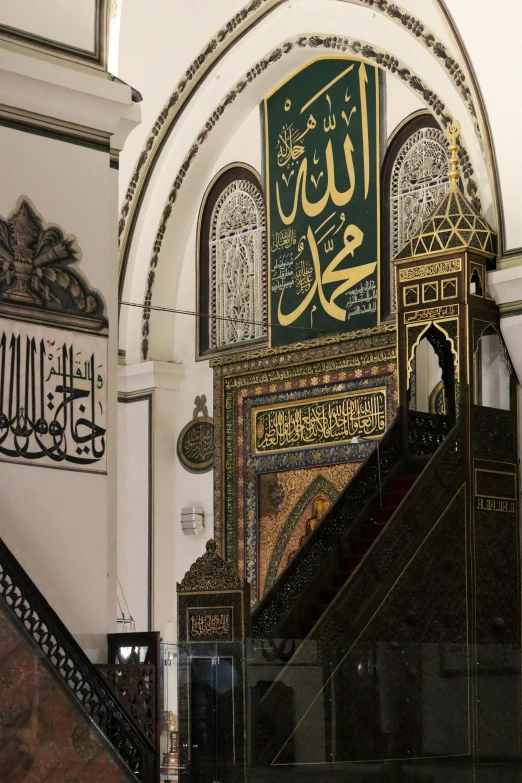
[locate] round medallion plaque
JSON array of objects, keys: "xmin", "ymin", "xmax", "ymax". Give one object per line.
[{"xmin": 177, "ymin": 416, "xmax": 214, "ymax": 473}]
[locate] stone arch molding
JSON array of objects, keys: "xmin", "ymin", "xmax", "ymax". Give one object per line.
[
  {"xmin": 132, "ymin": 33, "xmax": 485, "ymax": 361},
  {"xmin": 118, "ymin": 0, "xmax": 500, "ymax": 299}
]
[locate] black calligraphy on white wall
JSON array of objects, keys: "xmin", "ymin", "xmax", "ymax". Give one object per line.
[{"xmin": 0, "ymin": 319, "xmax": 107, "ymax": 471}]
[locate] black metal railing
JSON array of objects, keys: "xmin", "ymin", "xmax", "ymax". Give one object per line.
[
  {"xmin": 0, "ymin": 539, "xmax": 156, "ymax": 782},
  {"xmin": 251, "ymin": 417, "xmax": 467, "ymax": 767},
  {"xmin": 98, "ymin": 664, "xmax": 157, "ymax": 747},
  {"xmin": 252, "ymin": 413, "xmax": 404, "ymax": 638},
  {"xmin": 408, "ymin": 409, "xmax": 451, "ymax": 456},
  {"xmin": 311, "ymin": 416, "xmax": 466, "ymax": 650}
]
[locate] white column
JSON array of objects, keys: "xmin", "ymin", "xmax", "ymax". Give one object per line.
[
  {"xmin": 488, "ymin": 264, "xmax": 522, "ymax": 381},
  {"xmin": 118, "ymin": 360, "xmax": 184, "ymax": 635}
]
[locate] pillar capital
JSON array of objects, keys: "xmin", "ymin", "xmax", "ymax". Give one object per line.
[{"xmin": 118, "ymin": 360, "xmax": 184, "ymax": 395}]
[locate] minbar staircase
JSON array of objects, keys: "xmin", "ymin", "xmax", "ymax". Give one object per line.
[
  {"xmin": 0, "ymin": 539, "xmax": 156, "ymax": 783},
  {"xmin": 306, "ymin": 471, "xmax": 419, "ymax": 634},
  {"xmin": 250, "ymin": 409, "xmax": 466, "ymax": 769}
]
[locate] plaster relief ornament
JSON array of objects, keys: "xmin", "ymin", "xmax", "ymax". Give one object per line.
[
  {"xmin": 177, "ymin": 394, "xmax": 214, "ymax": 473},
  {"xmin": 0, "ymin": 199, "xmax": 108, "ymax": 471},
  {"xmin": 0, "ymin": 198, "xmax": 107, "ymax": 331}
]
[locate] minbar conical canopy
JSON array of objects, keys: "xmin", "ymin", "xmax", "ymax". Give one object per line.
[{"xmin": 394, "ymin": 120, "xmax": 497, "ymax": 262}]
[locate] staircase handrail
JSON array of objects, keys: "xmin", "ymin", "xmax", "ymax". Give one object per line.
[
  {"xmin": 251, "ymin": 413, "xmax": 466, "ymax": 767},
  {"xmin": 252, "ymin": 411, "xmax": 403, "ymax": 638},
  {"xmin": 0, "ymin": 537, "xmax": 156, "ymax": 782},
  {"xmin": 311, "ymin": 412, "xmax": 466, "ymax": 649}
]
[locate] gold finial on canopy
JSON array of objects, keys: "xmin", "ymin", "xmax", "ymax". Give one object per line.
[
  {"xmin": 446, "ymin": 120, "xmax": 461, "ymax": 192},
  {"xmin": 394, "ymin": 117, "xmax": 497, "ymax": 262}
]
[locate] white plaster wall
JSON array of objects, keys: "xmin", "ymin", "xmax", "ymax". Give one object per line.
[
  {"xmin": 117, "ymin": 397, "xmax": 151, "ymax": 631},
  {"xmin": 117, "ymin": 0, "xmax": 522, "ymax": 373},
  {"xmin": 0, "ymin": 125, "xmax": 118, "ymax": 661},
  {"xmin": 116, "ymin": 0, "xmax": 458, "ymax": 205},
  {"xmin": 385, "ymin": 73, "xmax": 425, "ymax": 140},
  {"xmin": 117, "ymin": 0, "xmax": 246, "ymax": 203},
  {"xmin": 445, "ymin": 0, "xmax": 522, "ymax": 251},
  {"xmin": 1, "ymin": 0, "xmax": 96, "ymax": 52}
]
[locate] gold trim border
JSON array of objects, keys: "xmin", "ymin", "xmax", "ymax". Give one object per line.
[
  {"xmin": 251, "ymin": 386, "xmax": 387, "ymax": 456},
  {"xmin": 441, "ymin": 277, "xmax": 458, "ymax": 300},
  {"xmin": 265, "ymin": 56, "xmax": 381, "ymax": 349}
]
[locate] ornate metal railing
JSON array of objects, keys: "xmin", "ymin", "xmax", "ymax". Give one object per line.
[
  {"xmin": 98, "ymin": 664, "xmax": 157, "ymax": 748},
  {"xmin": 0, "ymin": 538, "xmax": 156, "ymax": 782},
  {"xmin": 252, "ymin": 413, "xmax": 404, "ymax": 638},
  {"xmin": 408, "ymin": 410, "xmax": 451, "ymax": 456},
  {"xmin": 314, "ymin": 416, "xmax": 466, "ymax": 651},
  {"xmin": 251, "ymin": 417, "xmax": 467, "ymax": 766}
]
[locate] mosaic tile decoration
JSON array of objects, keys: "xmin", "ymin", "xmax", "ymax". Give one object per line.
[
  {"xmin": 258, "ymin": 465, "xmax": 360, "ymax": 597},
  {"xmin": 213, "ymin": 329, "xmax": 398, "ymax": 601}
]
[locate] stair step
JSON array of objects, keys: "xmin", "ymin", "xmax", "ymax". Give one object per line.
[
  {"xmin": 334, "ymin": 569, "xmax": 354, "ymax": 586},
  {"xmin": 356, "ymin": 539, "xmax": 376, "ymax": 556},
  {"xmin": 376, "ymin": 505, "xmax": 398, "ymax": 523},
  {"xmin": 321, "ymin": 586, "xmax": 341, "ymax": 600},
  {"xmin": 309, "ymin": 603, "xmax": 329, "ymax": 621},
  {"xmin": 392, "ymin": 474, "xmax": 417, "ymax": 490},
  {"xmin": 384, "ymin": 490, "xmax": 409, "ymax": 506},
  {"xmin": 361, "ymin": 522, "xmax": 386, "ymax": 539}
]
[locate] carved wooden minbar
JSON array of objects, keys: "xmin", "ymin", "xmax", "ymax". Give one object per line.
[{"xmin": 393, "ymin": 155, "xmax": 521, "ymax": 766}]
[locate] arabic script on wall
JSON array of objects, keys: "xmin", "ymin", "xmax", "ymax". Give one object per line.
[
  {"xmin": 265, "ymin": 57, "xmax": 380, "ymax": 347},
  {"xmin": 0, "ymin": 318, "xmax": 107, "ymax": 471},
  {"xmin": 188, "ymin": 609, "xmax": 232, "ymax": 640},
  {"xmin": 252, "ymin": 387, "xmax": 386, "ymax": 455}
]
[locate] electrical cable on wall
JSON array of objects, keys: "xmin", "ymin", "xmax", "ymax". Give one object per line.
[
  {"xmin": 120, "ymin": 301, "xmax": 326, "ymax": 336},
  {"xmin": 116, "ymin": 575, "xmax": 135, "ymax": 632}
]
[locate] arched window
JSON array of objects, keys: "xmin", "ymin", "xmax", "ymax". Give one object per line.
[
  {"xmin": 382, "ymin": 114, "xmax": 450, "ymax": 317},
  {"xmin": 475, "ymin": 327, "xmax": 510, "ymax": 411},
  {"xmin": 409, "ymin": 325, "xmax": 455, "ymax": 420},
  {"xmin": 197, "ymin": 166, "xmax": 267, "ymax": 358}
]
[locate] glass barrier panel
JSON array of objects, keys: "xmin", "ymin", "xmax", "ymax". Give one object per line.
[{"xmin": 169, "ymin": 639, "xmax": 521, "ymax": 783}]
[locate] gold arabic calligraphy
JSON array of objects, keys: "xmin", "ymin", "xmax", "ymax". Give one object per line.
[
  {"xmin": 190, "ymin": 612, "xmax": 230, "ymax": 638},
  {"xmin": 183, "ymin": 421, "xmax": 213, "ymax": 463},
  {"xmin": 269, "ymin": 60, "xmax": 378, "ymax": 336},
  {"xmin": 253, "ymin": 389, "xmax": 386, "ymax": 454}
]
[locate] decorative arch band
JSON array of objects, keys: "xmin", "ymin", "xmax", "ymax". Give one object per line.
[
  {"xmin": 118, "ymin": 0, "xmax": 498, "ymax": 303},
  {"xmin": 139, "ymin": 35, "xmax": 482, "ymax": 360}
]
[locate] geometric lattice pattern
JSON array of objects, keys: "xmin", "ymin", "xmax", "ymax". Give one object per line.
[
  {"xmin": 209, "ymin": 179, "xmax": 267, "ymax": 349},
  {"xmin": 395, "ymin": 188, "xmax": 497, "ymax": 261},
  {"xmin": 390, "ymin": 126, "xmax": 449, "ymax": 311}
]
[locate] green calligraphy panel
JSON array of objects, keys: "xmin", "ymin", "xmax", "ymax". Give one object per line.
[
  {"xmin": 252, "ymin": 388, "xmax": 386, "ymax": 455},
  {"xmin": 265, "ymin": 57, "xmax": 380, "ymax": 347}
]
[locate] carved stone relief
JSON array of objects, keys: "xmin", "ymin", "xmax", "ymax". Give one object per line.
[{"xmin": 0, "ymin": 198, "xmax": 106, "ymax": 331}]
